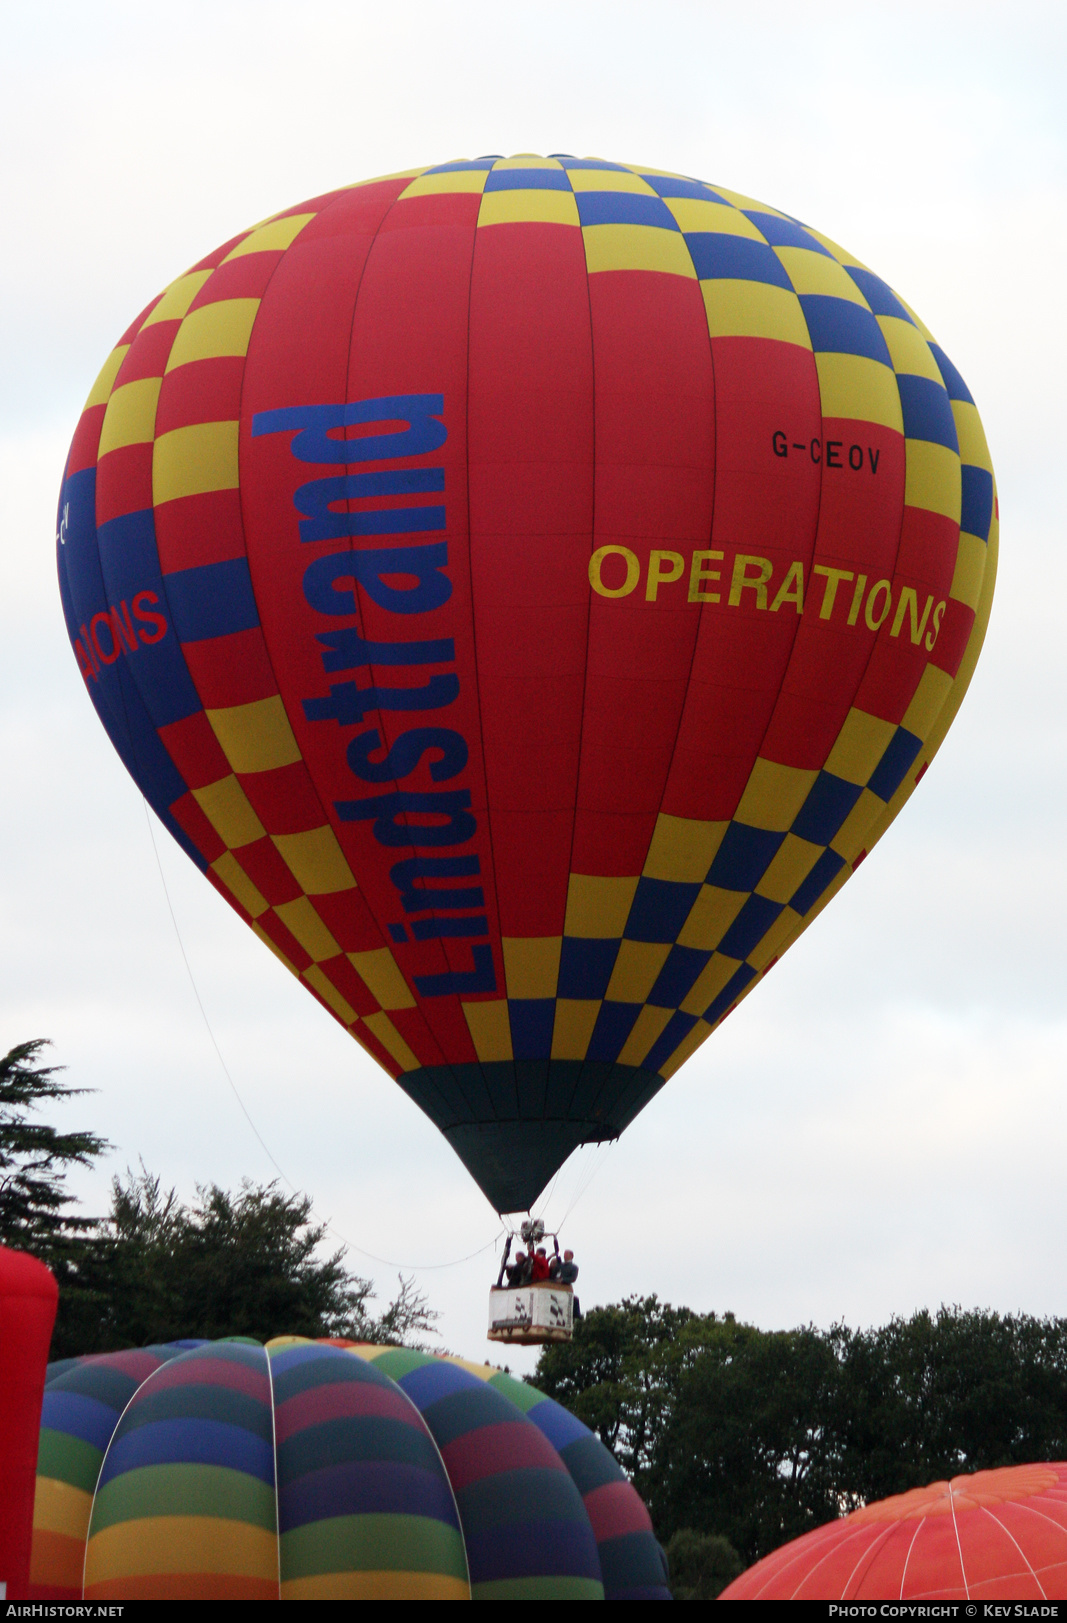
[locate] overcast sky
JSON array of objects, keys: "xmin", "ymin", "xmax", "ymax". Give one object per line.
[{"xmin": 2, "ymin": 0, "xmax": 1064, "ymax": 1371}]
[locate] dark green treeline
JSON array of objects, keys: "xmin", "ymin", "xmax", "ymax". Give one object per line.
[{"xmin": 533, "ymin": 1296, "xmax": 1067, "ymax": 1570}]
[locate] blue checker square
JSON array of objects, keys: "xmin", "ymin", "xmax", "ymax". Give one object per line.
[
  {"xmin": 799, "ymin": 295, "xmax": 893, "ymax": 364},
  {"xmin": 426, "ymin": 159, "xmax": 497, "ymax": 172},
  {"xmin": 792, "ymin": 772, "xmax": 862, "ymax": 846},
  {"xmin": 703, "ymin": 962, "xmax": 757, "ymax": 1025},
  {"xmin": 558, "ymin": 157, "xmax": 629, "ymax": 171},
  {"xmin": 648, "ymin": 945, "xmax": 712, "ymax": 1009},
  {"xmin": 684, "ymin": 233, "xmax": 792, "ymax": 288},
  {"xmin": 163, "ymin": 556, "xmax": 261, "ymax": 644},
  {"xmin": 643, "ymin": 1011, "xmax": 698, "ymax": 1075},
  {"xmin": 707, "ymin": 823, "xmax": 784, "ymax": 892},
  {"xmin": 575, "ymin": 192, "xmax": 679, "ymax": 230},
  {"xmin": 641, "ymin": 175, "xmax": 726, "ymax": 202},
  {"xmin": 484, "ymin": 167, "xmax": 571, "ymax": 192},
  {"xmin": 625, "ymin": 878, "xmax": 701, "ymax": 943},
  {"xmin": 718, "ymin": 894, "xmax": 783, "ymax": 961},
  {"xmin": 896, "ymin": 374, "xmax": 959, "ymax": 453},
  {"xmin": 929, "ymin": 344, "xmax": 975, "ymax": 405},
  {"xmin": 867, "ymin": 727, "xmax": 923, "ymax": 803},
  {"xmin": 844, "ymin": 267, "xmax": 912, "ymax": 321},
  {"xmin": 507, "ymin": 999, "xmax": 555, "ymax": 1061},
  {"xmin": 960, "ymin": 464, "xmax": 994, "ymax": 542},
  {"xmin": 557, "ymin": 938, "xmax": 620, "ymax": 1000},
  {"xmin": 790, "ymin": 849, "xmax": 846, "ymax": 917},
  {"xmin": 586, "ymin": 1001, "xmax": 641, "ymax": 1064},
  {"xmin": 743, "ymin": 211, "xmax": 831, "ymax": 254}
]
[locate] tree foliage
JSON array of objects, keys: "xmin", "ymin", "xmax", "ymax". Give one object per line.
[
  {"xmin": 52, "ymin": 1166, "xmax": 438, "ymax": 1359},
  {"xmin": 534, "ymin": 1297, "xmax": 1067, "ymax": 1568},
  {"xmin": 664, "ymin": 1529, "xmax": 743, "ymax": 1600},
  {"xmin": 0, "ymin": 1039, "xmax": 107, "ymax": 1255}
]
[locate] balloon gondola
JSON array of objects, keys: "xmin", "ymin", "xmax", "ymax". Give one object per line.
[
  {"xmin": 488, "ymin": 1217, "xmax": 578, "ymax": 1345},
  {"xmin": 57, "ymin": 153, "xmax": 997, "ymax": 1216}
]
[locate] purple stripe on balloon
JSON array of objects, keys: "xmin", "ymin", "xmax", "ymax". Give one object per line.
[{"xmin": 278, "ymin": 1459, "xmax": 459, "ymax": 1533}]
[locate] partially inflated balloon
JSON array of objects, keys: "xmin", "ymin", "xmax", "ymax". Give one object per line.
[{"xmin": 57, "ymin": 156, "xmax": 996, "ymax": 1212}]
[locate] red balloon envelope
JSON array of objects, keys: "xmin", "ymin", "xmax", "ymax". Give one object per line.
[
  {"xmin": 0, "ymin": 1246, "xmax": 58, "ymax": 1601},
  {"xmin": 56, "ymin": 156, "xmax": 997, "ymax": 1211},
  {"xmin": 721, "ymin": 1464, "xmax": 1067, "ymax": 1601}
]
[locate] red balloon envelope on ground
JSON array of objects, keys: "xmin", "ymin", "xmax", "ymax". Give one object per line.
[
  {"xmin": 721, "ymin": 1464, "xmax": 1067, "ymax": 1600},
  {"xmin": 0, "ymin": 1247, "xmax": 58, "ymax": 1601}
]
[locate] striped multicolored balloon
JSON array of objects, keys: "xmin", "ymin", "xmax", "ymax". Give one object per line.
[{"xmin": 29, "ymin": 1338, "xmax": 669, "ymax": 1600}]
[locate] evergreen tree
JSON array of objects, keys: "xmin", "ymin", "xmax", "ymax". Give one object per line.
[{"xmin": 0, "ymin": 1038, "xmax": 107, "ymax": 1257}]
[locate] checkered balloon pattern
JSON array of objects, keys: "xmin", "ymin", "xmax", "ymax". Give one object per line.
[{"xmin": 57, "ymin": 155, "xmax": 997, "ymax": 1212}]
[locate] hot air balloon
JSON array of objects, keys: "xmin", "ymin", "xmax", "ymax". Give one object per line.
[
  {"xmin": 30, "ymin": 1337, "xmax": 670, "ymax": 1600},
  {"xmin": 0, "ymin": 1247, "xmax": 57, "ymax": 1601},
  {"xmin": 720, "ymin": 1464, "xmax": 1067, "ymax": 1600},
  {"xmin": 56, "ymin": 154, "xmax": 997, "ymax": 1214}
]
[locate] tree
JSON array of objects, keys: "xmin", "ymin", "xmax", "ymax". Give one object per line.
[
  {"xmin": 665, "ymin": 1529, "xmax": 743, "ymax": 1600},
  {"xmin": 51, "ymin": 1165, "xmax": 438, "ymax": 1358},
  {"xmin": 0, "ymin": 1039, "xmax": 108, "ymax": 1255}
]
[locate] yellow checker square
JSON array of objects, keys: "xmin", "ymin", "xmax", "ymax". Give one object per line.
[
  {"xmin": 347, "ymin": 167, "xmax": 424, "ymax": 190},
  {"xmin": 494, "ymin": 155, "xmax": 562, "ymax": 169},
  {"xmin": 877, "ymin": 315, "xmax": 942, "ymax": 383},
  {"xmin": 463, "ymin": 999, "xmax": 513, "ymax": 1063},
  {"xmin": 400, "ymin": 170, "xmax": 490, "ymax": 197},
  {"xmin": 952, "ymin": 401, "xmax": 993, "ymax": 471},
  {"xmin": 362, "ymin": 1011, "xmax": 419, "ymax": 1071},
  {"xmin": 897, "ymin": 294, "xmax": 936, "ymax": 342},
  {"xmin": 677, "ymin": 885, "xmax": 747, "ymax": 951},
  {"xmin": 251, "ymin": 918, "xmax": 299, "ymax": 976},
  {"xmin": 618, "ymin": 1004, "xmax": 673, "ymax": 1067},
  {"xmin": 478, "ymin": 190, "xmax": 580, "ymax": 228},
  {"xmin": 709, "ymin": 184, "xmax": 785, "ymax": 215},
  {"xmin": 803, "ymin": 227, "xmax": 867, "ymax": 267},
  {"xmin": 223, "ymin": 212, "xmax": 315, "ymax": 259},
  {"xmin": 154, "ymin": 420, "xmax": 239, "ymax": 504},
  {"xmin": 98, "ymin": 378, "xmax": 162, "ymax": 456},
  {"xmin": 606, "ymin": 940, "xmax": 670, "ymax": 1004},
  {"xmin": 664, "ymin": 198, "xmax": 764, "ymax": 238},
  {"xmin": 349, "ymin": 947, "xmax": 414, "ymax": 1010},
  {"xmin": 815, "ymin": 353, "xmax": 903, "ymax": 432},
  {"xmin": 746, "ymin": 907, "xmax": 801, "ymax": 972},
  {"xmin": 776, "ymin": 247, "xmax": 867, "ymax": 304},
  {"xmin": 584, "ymin": 223, "xmax": 696, "ymax": 278},
  {"xmin": 949, "ymin": 531, "xmax": 987, "ymax": 610},
  {"xmin": 193, "ymin": 774, "xmax": 265, "ymax": 849},
  {"xmin": 564, "ymin": 874, "xmax": 638, "ymax": 938},
  {"xmin": 83, "ymin": 345, "xmax": 129, "ymax": 411},
  {"xmin": 680, "ymin": 951, "xmax": 743, "ymax": 1016},
  {"xmin": 755, "ymin": 834, "xmax": 823, "ymax": 904},
  {"xmin": 272, "ymin": 826, "xmax": 355, "ymax": 895},
  {"xmin": 166, "ymin": 298, "xmax": 260, "ymax": 371},
  {"xmin": 206, "ymin": 694, "xmax": 301, "ymax": 775},
  {"xmin": 643, "ymin": 815, "xmax": 726, "ymax": 883},
  {"xmin": 902, "ymin": 661, "xmax": 955, "ymax": 740},
  {"xmin": 551, "ymin": 999, "xmax": 601, "ymax": 1061},
  {"xmin": 736, "ymin": 759, "xmax": 818, "ymax": 832},
  {"xmin": 274, "ymin": 896, "xmax": 340, "ymax": 963},
  {"xmin": 567, "ymin": 168, "xmax": 657, "ymax": 194},
  {"xmin": 905, "ymin": 440, "xmax": 961, "ymax": 521},
  {"xmin": 701, "ymin": 280, "xmax": 811, "ymax": 348},
  {"xmin": 824, "ymin": 708, "xmax": 898, "ymax": 786},
  {"xmin": 830, "ymin": 786, "xmax": 884, "ymax": 862},
  {"xmin": 502, "ymin": 936, "xmax": 561, "ymax": 1000},
  {"xmin": 141, "ymin": 270, "xmax": 213, "ymax": 327},
  {"xmin": 211, "ymin": 851, "xmax": 268, "ymax": 919},
  {"xmin": 303, "ymin": 963, "xmax": 356, "ymax": 1025},
  {"xmin": 659, "ymin": 1018, "xmax": 713, "ymax": 1080}
]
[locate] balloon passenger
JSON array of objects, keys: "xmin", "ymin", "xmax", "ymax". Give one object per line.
[{"xmin": 530, "ymin": 1248, "xmax": 551, "ymax": 1283}]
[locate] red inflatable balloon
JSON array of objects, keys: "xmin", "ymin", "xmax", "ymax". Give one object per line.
[
  {"xmin": 57, "ymin": 156, "xmax": 996, "ymax": 1211},
  {"xmin": 0, "ymin": 1246, "xmax": 57, "ymax": 1600},
  {"xmin": 722, "ymin": 1464, "xmax": 1067, "ymax": 1601}
]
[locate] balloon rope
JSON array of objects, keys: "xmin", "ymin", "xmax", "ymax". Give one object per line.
[
  {"xmin": 556, "ymin": 1140, "xmax": 615, "ymax": 1230},
  {"xmin": 141, "ymin": 798, "xmax": 505, "ymax": 1273}
]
